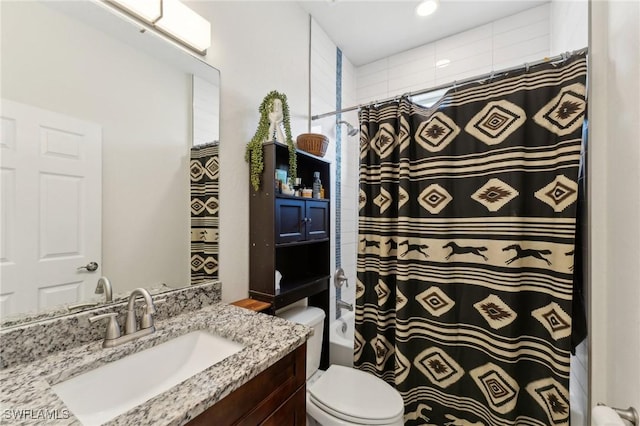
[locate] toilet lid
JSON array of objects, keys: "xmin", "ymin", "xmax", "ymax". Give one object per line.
[{"xmin": 308, "ymin": 365, "xmax": 404, "ymax": 424}]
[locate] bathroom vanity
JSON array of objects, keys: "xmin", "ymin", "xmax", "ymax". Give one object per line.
[
  {"xmin": 0, "ymin": 295, "xmax": 311, "ymax": 425},
  {"xmin": 188, "ymin": 343, "xmax": 306, "ymax": 425}
]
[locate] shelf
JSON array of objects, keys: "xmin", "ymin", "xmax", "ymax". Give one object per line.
[
  {"xmin": 275, "ymin": 238, "xmax": 329, "ymax": 248},
  {"xmin": 278, "ymin": 274, "xmax": 329, "ymax": 294},
  {"xmin": 230, "ymin": 298, "xmax": 272, "ymax": 313},
  {"xmin": 267, "ymin": 141, "xmax": 329, "ymax": 162},
  {"xmin": 276, "ymin": 275, "xmax": 329, "ymax": 308},
  {"xmin": 249, "ymin": 275, "xmax": 329, "ymax": 310},
  {"xmin": 275, "ymin": 194, "xmax": 329, "ymax": 202}
]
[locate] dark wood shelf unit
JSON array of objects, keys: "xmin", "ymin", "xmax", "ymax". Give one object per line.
[{"xmin": 249, "ymin": 141, "xmax": 331, "ymax": 370}]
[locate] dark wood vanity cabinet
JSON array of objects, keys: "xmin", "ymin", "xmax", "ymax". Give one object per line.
[
  {"xmin": 249, "ymin": 141, "xmax": 331, "ymax": 370},
  {"xmin": 188, "ymin": 343, "xmax": 306, "ymax": 426}
]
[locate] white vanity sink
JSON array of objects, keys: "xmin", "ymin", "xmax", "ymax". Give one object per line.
[{"xmin": 51, "ymin": 330, "xmax": 244, "ymax": 425}]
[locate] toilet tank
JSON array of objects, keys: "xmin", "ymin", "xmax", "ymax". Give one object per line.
[{"xmin": 280, "ymin": 306, "xmax": 325, "ymax": 379}]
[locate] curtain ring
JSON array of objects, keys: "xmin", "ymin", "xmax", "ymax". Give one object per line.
[{"xmin": 525, "ymin": 62, "xmax": 530, "ymax": 72}]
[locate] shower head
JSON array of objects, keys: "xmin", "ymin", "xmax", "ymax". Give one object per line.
[{"xmin": 337, "ymin": 120, "xmax": 359, "ymax": 137}]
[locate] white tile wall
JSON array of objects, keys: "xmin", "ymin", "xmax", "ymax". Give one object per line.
[
  {"xmin": 356, "ymin": 4, "xmax": 552, "ymax": 104},
  {"xmin": 340, "ymin": 53, "xmax": 359, "ymax": 311},
  {"xmin": 550, "ymin": 0, "xmax": 588, "ymax": 55},
  {"xmin": 311, "ymin": 18, "xmax": 361, "ymax": 321},
  {"xmin": 310, "ymin": 19, "xmax": 338, "ymax": 321}
]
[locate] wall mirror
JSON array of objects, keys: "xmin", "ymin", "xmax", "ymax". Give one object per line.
[{"xmin": 0, "ymin": 0, "xmax": 220, "ymax": 324}]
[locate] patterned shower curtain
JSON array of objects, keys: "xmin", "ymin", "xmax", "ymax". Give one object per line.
[
  {"xmin": 190, "ymin": 142, "xmax": 219, "ymax": 285},
  {"xmin": 355, "ymin": 54, "xmax": 587, "ymax": 426}
]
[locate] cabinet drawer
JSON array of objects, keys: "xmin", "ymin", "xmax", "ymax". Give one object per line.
[{"xmin": 188, "ymin": 343, "xmax": 306, "ymax": 426}]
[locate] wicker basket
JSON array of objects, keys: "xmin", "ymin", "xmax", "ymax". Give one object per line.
[{"xmin": 296, "ymin": 133, "xmax": 329, "ymax": 157}]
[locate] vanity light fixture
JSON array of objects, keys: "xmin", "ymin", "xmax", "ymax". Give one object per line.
[
  {"xmin": 416, "ymin": 0, "xmax": 439, "ymax": 17},
  {"xmin": 107, "ymin": 0, "xmax": 211, "ymax": 55},
  {"xmin": 155, "ymin": 0, "xmax": 211, "ymax": 53},
  {"xmin": 109, "ymin": 0, "xmax": 161, "ymax": 22},
  {"xmin": 436, "ymin": 58, "xmax": 451, "ymax": 68}
]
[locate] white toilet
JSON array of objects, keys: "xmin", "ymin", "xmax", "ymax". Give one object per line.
[{"xmin": 280, "ymin": 306, "xmax": 404, "ymax": 426}]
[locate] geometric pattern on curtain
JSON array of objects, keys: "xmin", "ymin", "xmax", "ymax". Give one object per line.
[
  {"xmin": 355, "ymin": 54, "xmax": 587, "ymax": 426},
  {"xmin": 190, "ymin": 142, "xmax": 219, "ymax": 284}
]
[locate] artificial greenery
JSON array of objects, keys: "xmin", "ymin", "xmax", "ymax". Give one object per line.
[{"xmin": 244, "ymin": 90, "xmax": 297, "ymax": 191}]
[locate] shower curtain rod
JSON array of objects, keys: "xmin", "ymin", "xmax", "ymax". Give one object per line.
[{"xmin": 311, "ymin": 47, "xmax": 588, "ymax": 121}]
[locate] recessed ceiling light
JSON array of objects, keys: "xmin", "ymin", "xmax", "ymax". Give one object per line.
[
  {"xmin": 416, "ymin": 0, "xmax": 439, "ymax": 17},
  {"xmin": 436, "ymin": 59, "xmax": 451, "ymax": 68}
]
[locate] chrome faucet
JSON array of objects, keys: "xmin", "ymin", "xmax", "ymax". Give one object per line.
[
  {"xmin": 95, "ymin": 276, "xmax": 113, "ymax": 302},
  {"xmin": 125, "ymin": 288, "xmax": 156, "ymax": 334},
  {"xmin": 336, "ymin": 299, "xmax": 353, "ymax": 312},
  {"xmin": 89, "ymin": 288, "xmax": 157, "ymax": 348}
]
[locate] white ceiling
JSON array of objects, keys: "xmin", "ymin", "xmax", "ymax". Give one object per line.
[{"xmin": 298, "ymin": 0, "xmax": 549, "ymax": 66}]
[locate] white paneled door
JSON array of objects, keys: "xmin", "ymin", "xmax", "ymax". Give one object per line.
[{"xmin": 0, "ymin": 99, "xmax": 101, "ymax": 318}]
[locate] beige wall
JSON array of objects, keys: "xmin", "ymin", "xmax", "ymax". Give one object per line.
[
  {"xmin": 187, "ymin": 1, "xmax": 311, "ymax": 303},
  {"xmin": 590, "ymin": 0, "xmax": 640, "ymax": 414}
]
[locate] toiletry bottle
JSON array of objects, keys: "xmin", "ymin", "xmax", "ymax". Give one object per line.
[{"xmin": 312, "ymin": 172, "xmax": 321, "ymax": 198}]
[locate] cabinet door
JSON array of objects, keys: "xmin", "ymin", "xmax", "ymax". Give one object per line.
[
  {"xmin": 305, "ymin": 200, "xmax": 329, "ymax": 241},
  {"xmin": 260, "ymin": 386, "xmax": 306, "ymax": 425},
  {"xmin": 275, "ymin": 198, "xmax": 305, "ymax": 243}
]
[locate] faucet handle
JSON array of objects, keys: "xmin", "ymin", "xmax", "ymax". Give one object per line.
[
  {"xmin": 334, "ymin": 268, "xmax": 349, "ymax": 288},
  {"xmin": 89, "ymin": 313, "xmax": 121, "ymax": 340}
]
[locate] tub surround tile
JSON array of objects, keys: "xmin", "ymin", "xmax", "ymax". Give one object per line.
[
  {"xmin": 0, "ymin": 281, "xmax": 222, "ymax": 369},
  {"xmin": 0, "ymin": 303, "xmax": 311, "ymax": 426}
]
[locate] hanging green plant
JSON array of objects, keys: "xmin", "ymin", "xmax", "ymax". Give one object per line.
[{"xmin": 244, "ymin": 90, "xmax": 297, "ymax": 191}]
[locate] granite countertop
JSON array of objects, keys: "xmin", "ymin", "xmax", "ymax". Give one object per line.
[{"xmin": 0, "ymin": 303, "xmax": 311, "ymax": 425}]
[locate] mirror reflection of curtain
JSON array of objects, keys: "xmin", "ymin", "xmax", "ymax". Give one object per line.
[
  {"xmin": 355, "ymin": 54, "xmax": 587, "ymax": 425},
  {"xmin": 190, "ymin": 142, "xmax": 220, "ymax": 284}
]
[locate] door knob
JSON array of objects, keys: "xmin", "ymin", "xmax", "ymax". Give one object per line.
[{"xmin": 77, "ymin": 261, "xmax": 99, "ymax": 272}]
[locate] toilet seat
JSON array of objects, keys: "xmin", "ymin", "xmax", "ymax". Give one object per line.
[{"xmin": 307, "ymin": 365, "xmax": 404, "ymax": 425}]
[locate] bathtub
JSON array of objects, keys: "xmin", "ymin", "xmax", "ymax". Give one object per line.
[{"xmin": 330, "ymin": 311, "xmax": 355, "ymax": 367}]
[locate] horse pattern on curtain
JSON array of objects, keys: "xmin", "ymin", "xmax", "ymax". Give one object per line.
[{"xmin": 355, "ymin": 54, "xmax": 587, "ymax": 426}]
